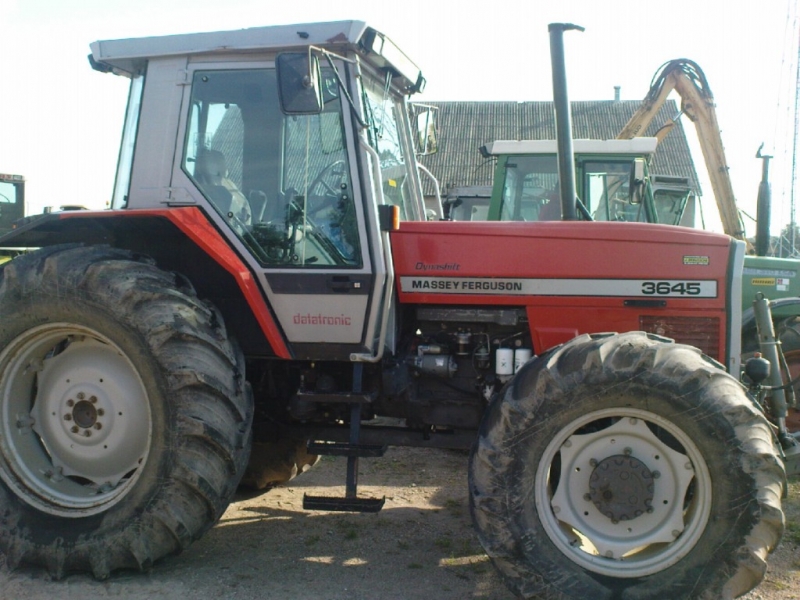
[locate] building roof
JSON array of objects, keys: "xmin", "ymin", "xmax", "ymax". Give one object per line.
[{"xmin": 416, "ymin": 99, "xmax": 700, "ymax": 197}]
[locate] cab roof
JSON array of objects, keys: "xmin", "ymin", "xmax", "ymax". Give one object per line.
[
  {"xmin": 89, "ymin": 20, "xmax": 425, "ymax": 93},
  {"xmin": 482, "ymin": 138, "xmax": 659, "ymax": 156}
]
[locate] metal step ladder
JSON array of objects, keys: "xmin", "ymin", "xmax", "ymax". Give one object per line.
[{"xmin": 302, "ymin": 363, "xmax": 386, "ymax": 513}]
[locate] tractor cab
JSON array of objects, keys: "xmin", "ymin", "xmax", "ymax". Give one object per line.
[
  {"xmin": 88, "ymin": 21, "xmax": 430, "ymax": 361},
  {"xmin": 0, "ymin": 173, "xmax": 25, "ymax": 236},
  {"xmin": 453, "ymin": 138, "xmax": 693, "ymax": 226}
]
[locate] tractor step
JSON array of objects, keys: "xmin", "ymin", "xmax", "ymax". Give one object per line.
[
  {"xmin": 308, "ymin": 441, "xmax": 387, "ymax": 457},
  {"xmin": 301, "ymin": 364, "xmax": 386, "ymax": 513},
  {"xmin": 303, "ymin": 494, "xmax": 386, "ymax": 513}
]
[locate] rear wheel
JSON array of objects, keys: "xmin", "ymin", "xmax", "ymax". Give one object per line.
[
  {"xmin": 0, "ymin": 245, "xmax": 252, "ymax": 578},
  {"xmin": 470, "ymin": 332, "xmax": 785, "ymax": 599}
]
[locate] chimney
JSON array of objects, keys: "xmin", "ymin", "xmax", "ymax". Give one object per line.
[{"xmin": 614, "ymin": 86, "xmax": 621, "ymax": 101}]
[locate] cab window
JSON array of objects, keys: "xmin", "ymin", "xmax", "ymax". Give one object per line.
[
  {"xmin": 498, "ymin": 155, "xmax": 559, "ymax": 221},
  {"xmin": 584, "ymin": 160, "xmax": 643, "ymax": 222},
  {"xmin": 182, "ymin": 68, "xmax": 362, "ymax": 268},
  {"xmin": 362, "ymin": 75, "xmax": 419, "ymax": 221}
]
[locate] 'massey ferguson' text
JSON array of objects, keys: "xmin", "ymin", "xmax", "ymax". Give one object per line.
[{"xmin": 411, "ymin": 279, "xmax": 523, "ymax": 291}]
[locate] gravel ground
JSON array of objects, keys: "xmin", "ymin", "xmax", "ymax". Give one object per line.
[{"xmin": 0, "ymin": 447, "xmax": 797, "ymax": 600}]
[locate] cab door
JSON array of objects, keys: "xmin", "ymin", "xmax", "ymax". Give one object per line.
[{"xmin": 171, "ymin": 60, "xmax": 386, "ymax": 360}]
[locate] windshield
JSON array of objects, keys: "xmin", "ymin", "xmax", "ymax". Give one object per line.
[
  {"xmin": 361, "ymin": 72, "xmax": 420, "ymax": 221},
  {"xmin": 0, "ymin": 181, "xmax": 17, "ymax": 205},
  {"xmin": 583, "ymin": 160, "xmax": 645, "ymax": 222},
  {"xmin": 652, "ymin": 187, "xmax": 690, "ymax": 225},
  {"xmin": 497, "ymin": 155, "xmax": 560, "ymax": 221},
  {"xmin": 0, "ymin": 179, "xmax": 24, "ymax": 234},
  {"xmin": 182, "ymin": 66, "xmax": 362, "ymax": 268}
]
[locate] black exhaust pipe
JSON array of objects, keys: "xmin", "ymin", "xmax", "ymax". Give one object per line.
[
  {"xmin": 548, "ymin": 23, "xmax": 584, "ymax": 221},
  {"xmin": 755, "ymin": 143, "xmax": 772, "ymax": 256}
]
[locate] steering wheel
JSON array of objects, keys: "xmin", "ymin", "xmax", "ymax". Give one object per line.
[{"xmin": 308, "ymin": 160, "xmax": 347, "ymax": 205}]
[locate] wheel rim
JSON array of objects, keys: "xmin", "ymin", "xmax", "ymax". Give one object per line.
[
  {"xmin": 780, "ymin": 349, "xmax": 800, "ymax": 431},
  {"xmin": 535, "ymin": 407, "xmax": 711, "ymax": 578},
  {"xmin": 0, "ymin": 323, "xmax": 152, "ymax": 516}
]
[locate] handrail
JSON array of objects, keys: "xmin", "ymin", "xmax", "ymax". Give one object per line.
[{"xmin": 350, "ymin": 139, "xmax": 395, "ymax": 363}]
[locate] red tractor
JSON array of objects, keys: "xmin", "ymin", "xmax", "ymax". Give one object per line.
[{"xmin": 0, "ymin": 21, "xmax": 786, "ymax": 599}]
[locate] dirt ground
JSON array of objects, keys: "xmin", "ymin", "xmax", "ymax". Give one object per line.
[{"xmin": 0, "ymin": 447, "xmax": 797, "ymax": 600}]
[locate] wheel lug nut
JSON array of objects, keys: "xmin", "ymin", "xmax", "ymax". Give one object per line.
[
  {"xmin": 589, "ymin": 459, "xmax": 598, "ymax": 467},
  {"xmin": 90, "ymin": 396, "xmax": 97, "ymax": 404},
  {"xmin": 624, "ymin": 447, "xmax": 633, "ymax": 456},
  {"xmin": 77, "ymin": 393, "xmax": 85, "ymax": 400},
  {"xmin": 94, "ymin": 423, "xmax": 102, "ymax": 430},
  {"xmin": 64, "ymin": 414, "xmax": 72, "ymax": 421},
  {"xmin": 97, "ymin": 409, "xmax": 105, "ymax": 416},
  {"xmin": 71, "ymin": 426, "xmax": 79, "ymax": 433},
  {"xmin": 66, "ymin": 399, "xmax": 74, "ymax": 407},
  {"xmin": 84, "ymin": 430, "xmax": 91, "ymax": 438}
]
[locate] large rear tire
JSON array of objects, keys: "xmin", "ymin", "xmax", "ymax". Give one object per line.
[
  {"xmin": 470, "ymin": 332, "xmax": 785, "ymax": 599},
  {"xmin": 0, "ymin": 245, "xmax": 252, "ymax": 578}
]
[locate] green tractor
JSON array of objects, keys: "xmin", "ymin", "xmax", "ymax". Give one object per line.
[{"xmin": 0, "ymin": 173, "xmax": 25, "ymax": 264}]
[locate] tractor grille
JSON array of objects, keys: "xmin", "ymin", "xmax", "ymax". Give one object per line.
[{"xmin": 639, "ymin": 316, "xmax": 721, "ymax": 360}]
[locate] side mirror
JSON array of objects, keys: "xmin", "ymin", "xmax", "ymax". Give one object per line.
[
  {"xmin": 414, "ymin": 105, "xmax": 438, "ymax": 155},
  {"xmin": 629, "ymin": 158, "xmax": 646, "ymax": 205},
  {"xmin": 276, "ymin": 53, "xmax": 323, "ymax": 114}
]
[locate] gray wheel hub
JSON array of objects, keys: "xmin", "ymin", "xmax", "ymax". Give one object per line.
[{"xmin": 589, "ymin": 455, "xmax": 655, "ymax": 522}]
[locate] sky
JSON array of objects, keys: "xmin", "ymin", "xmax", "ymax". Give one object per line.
[{"xmin": 0, "ymin": 0, "xmax": 797, "ymax": 236}]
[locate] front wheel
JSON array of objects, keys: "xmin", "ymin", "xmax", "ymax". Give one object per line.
[
  {"xmin": 470, "ymin": 332, "xmax": 785, "ymax": 599},
  {"xmin": 0, "ymin": 245, "xmax": 252, "ymax": 578}
]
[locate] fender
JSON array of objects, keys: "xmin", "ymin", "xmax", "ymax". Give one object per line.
[{"xmin": 0, "ymin": 207, "xmax": 291, "ymax": 359}]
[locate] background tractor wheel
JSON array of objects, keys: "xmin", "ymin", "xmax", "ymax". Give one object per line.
[
  {"xmin": 741, "ymin": 300, "xmax": 800, "ymax": 431},
  {"xmin": 0, "ymin": 245, "xmax": 252, "ymax": 579},
  {"xmin": 241, "ymin": 435, "xmax": 320, "ymax": 490},
  {"xmin": 470, "ymin": 331, "xmax": 785, "ymax": 600},
  {"xmin": 772, "ymin": 316, "xmax": 800, "ymax": 430}
]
